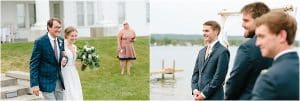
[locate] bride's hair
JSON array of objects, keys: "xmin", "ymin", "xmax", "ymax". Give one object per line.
[{"xmin": 64, "ymin": 26, "xmax": 78, "ymax": 39}]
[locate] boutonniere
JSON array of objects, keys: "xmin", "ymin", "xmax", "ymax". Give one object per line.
[
  {"xmin": 260, "ymin": 69, "xmax": 268, "ymax": 74},
  {"xmin": 208, "ymin": 47, "xmax": 213, "ymax": 54},
  {"xmin": 58, "ymin": 39, "xmax": 63, "ymax": 47},
  {"xmin": 207, "ymin": 47, "xmax": 213, "ymax": 57}
]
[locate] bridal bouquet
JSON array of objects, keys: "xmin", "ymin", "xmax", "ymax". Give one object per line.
[{"xmin": 77, "ymin": 44, "xmax": 100, "ymax": 71}]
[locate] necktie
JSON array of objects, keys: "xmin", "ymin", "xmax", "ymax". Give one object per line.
[
  {"xmin": 54, "ymin": 39, "xmax": 58, "ymax": 61},
  {"xmin": 205, "ymin": 45, "xmax": 211, "ymax": 60}
]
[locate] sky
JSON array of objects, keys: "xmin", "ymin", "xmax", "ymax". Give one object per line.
[{"xmin": 150, "ymin": 0, "xmax": 300, "ymax": 40}]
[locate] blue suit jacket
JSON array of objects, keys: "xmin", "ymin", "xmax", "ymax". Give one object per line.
[
  {"xmin": 191, "ymin": 41, "xmax": 230, "ymax": 100},
  {"xmin": 30, "ymin": 33, "xmax": 65, "ymax": 92},
  {"xmin": 252, "ymin": 52, "xmax": 299, "ymax": 100},
  {"xmin": 225, "ymin": 37, "xmax": 272, "ymax": 99}
]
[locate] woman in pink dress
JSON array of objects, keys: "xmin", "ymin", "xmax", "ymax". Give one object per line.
[{"xmin": 117, "ymin": 21, "xmax": 136, "ymax": 75}]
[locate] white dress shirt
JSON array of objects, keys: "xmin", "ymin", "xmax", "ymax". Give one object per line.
[{"xmin": 48, "ymin": 33, "xmax": 60, "ymax": 60}]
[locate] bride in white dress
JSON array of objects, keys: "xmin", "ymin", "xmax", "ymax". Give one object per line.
[{"xmin": 61, "ymin": 26, "xmax": 83, "ymax": 100}]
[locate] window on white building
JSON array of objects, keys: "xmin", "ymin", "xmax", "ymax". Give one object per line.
[
  {"xmin": 53, "ymin": 3, "xmax": 60, "ymax": 18},
  {"xmin": 87, "ymin": 2, "xmax": 94, "ymax": 25},
  {"xmin": 77, "ymin": 2, "xmax": 84, "ymax": 26},
  {"xmin": 29, "ymin": 4, "xmax": 36, "ymax": 27},
  {"xmin": 16, "ymin": 4, "xmax": 25, "ymax": 28},
  {"xmin": 77, "ymin": 1, "xmax": 95, "ymax": 26}
]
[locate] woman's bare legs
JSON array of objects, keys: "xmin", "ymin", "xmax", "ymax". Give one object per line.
[
  {"xmin": 120, "ymin": 60, "xmax": 126, "ymax": 75},
  {"xmin": 126, "ymin": 60, "xmax": 131, "ymax": 75}
]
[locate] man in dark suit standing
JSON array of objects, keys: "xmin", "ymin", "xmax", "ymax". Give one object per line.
[
  {"xmin": 225, "ymin": 2, "xmax": 273, "ymax": 100},
  {"xmin": 191, "ymin": 21, "xmax": 230, "ymax": 100},
  {"xmin": 30, "ymin": 18, "xmax": 67, "ymax": 100},
  {"xmin": 252, "ymin": 11, "xmax": 299, "ymax": 100}
]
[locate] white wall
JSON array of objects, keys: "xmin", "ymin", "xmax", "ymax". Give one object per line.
[
  {"xmin": 101, "ymin": 1, "xmax": 119, "ymax": 24},
  {"xmin": 126, "ymin": 0, "xmax": 149, "ymax": 36},
  {"xmin": 1, "ymin": 2, "xmax": 17, "ymax": 27},
  {"xmin": 63, "ymin": 1, "xmax": 77, "ymax": 27}
]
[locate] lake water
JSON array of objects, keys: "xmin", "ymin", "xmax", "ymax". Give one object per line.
[{"xmin": 150, "ymin": 45, "xmax": 247, "ymax": 100}]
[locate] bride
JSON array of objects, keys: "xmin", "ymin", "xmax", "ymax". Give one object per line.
[{"xmin": 61, "ymin": 26, "xmax": 83, "ymax": 100}]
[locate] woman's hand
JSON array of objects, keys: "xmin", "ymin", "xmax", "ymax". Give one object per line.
[
  {"xmin": 131, "ymin": 38, "xmax": 136, "ymax": 42},
  {"xmin": 117, "ymin": 46, "xmax": 121, "ymax": 51},
  {"xmin": 61, "ymin": 51, "xmax": 68, "ymax": 67},
  {"xmin": 61, "ymin": 56, "xmax": 68, "ymax": 67}
]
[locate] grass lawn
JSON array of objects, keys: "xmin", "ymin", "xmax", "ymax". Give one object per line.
[{"xmin": 1, "ymin": 36, "xmax": 150, "ymax": 100}]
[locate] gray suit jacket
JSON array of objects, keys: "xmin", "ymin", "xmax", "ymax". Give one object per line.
[
  {"xmin": 225, "ymin": 37, "xmax": 272, "ymax": 99},
  {"xmin": 252, "ymin": 52, "xmax": 299, "ymax": 100},
  {"xmin": 191, "ymin": 41, "xmax": 230, "ymax": 100}
]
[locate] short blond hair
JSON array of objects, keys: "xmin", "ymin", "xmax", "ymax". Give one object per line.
[
  {"xmin": 255, "ymin": 11, "xmax": 297, "ymax": 45},
  {"xmin": 203, "ymin": 20, "xmax": 221, "ymax": 35}
]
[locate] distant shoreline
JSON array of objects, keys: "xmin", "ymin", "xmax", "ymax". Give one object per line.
[{"xmin": 151, "ymin": 34, "xmax": 299, "ymax": 47}]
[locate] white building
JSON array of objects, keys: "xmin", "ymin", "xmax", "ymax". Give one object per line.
[{"xmin": 1, "ymin": 0, "xmax": 150, "ymax": 42}]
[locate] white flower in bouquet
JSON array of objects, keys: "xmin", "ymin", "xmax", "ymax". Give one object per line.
[
  {"xmin": 77, "ymin": 44, "xmax": 100, "ymax": 71},
  {"xmin": 91, "ymin": 47, "xmax": 95, "ymax": 51},
  {"xmin": 82, "ymin": 55, "xmax": 86, "ymax": 59},
  {"xmin": 88, "ymin": 54, "xmax": 92, "ymax": 60}
]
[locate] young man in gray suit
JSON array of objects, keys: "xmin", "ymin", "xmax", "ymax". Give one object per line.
[
  {"xmin": 225, "ymin": 2, "xmax": 273, "ymax": 100},
  {"xmin": 191, "ymin": 21, "xmax": 230, "ymax": 100},
  {"xmin": 252, "ymin": 11, "xmax": 299, "ymax": 100}
]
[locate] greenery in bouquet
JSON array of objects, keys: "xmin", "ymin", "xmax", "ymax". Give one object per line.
[{"xmin": 77, "ymin": 44, "xmax": 100, "ymax": 71}]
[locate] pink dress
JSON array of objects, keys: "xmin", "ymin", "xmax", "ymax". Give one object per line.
[{"xmin": 117, "ymin": 29, "xmax": 136, "ymax": 60}]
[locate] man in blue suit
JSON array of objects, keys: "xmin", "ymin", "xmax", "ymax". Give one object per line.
[
  {"xmin": 191, "ymin": 21, "xmax": 230, "ymax": 100},
  {"xmin": 225, "ymin": 2, "xmax": 273, "ymax": 100},
  {"xmin": 30, "ymin": 18, "xmax": 67, "ymax": 100},
  {"xmin": 252, "ymin": 11, "xmax": 299, "ymax": 100}
]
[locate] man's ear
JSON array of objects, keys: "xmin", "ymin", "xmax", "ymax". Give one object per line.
[
  {"xmin": 278, "ymin": 30, "xmax": 287, "ymax": 44},
  {"xmin": 214, "ymin": 30, "xmax": 219, "ymax": 36},
  {"xmin": 47, "ymin": 26, "xmax": 50, "ymax": 31}
]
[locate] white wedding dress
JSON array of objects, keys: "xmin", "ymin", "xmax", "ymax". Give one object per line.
[{"xmin": 61, "ymin": 43, "xmax": 83, "ymax": 100}]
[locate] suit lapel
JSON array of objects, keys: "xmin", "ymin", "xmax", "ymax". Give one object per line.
[
  {"xmin": 44, "ymin": 33, "xmax": 55, "ymax": 59},
  {"xmin": 199, "ymin": 46, "xmax": 207, "ymax": 73},
  {"xmin": 57, "ymin": 37, "xmax": 64, "ymax": 64},
  {"xmin": 202, "ymin": 42, "xmax": 220, "ymax": 72},
  {"xmin": 201, "ymin": 46, "xmax": 208, "ymax": 66},
  {"xmin": 45, "ymin": 33, "xmax": 60, "ymax": 64}
]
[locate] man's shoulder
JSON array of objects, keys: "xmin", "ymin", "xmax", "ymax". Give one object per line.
[
  {"xmin": 273, "ymin": 54, "xmax": 299, "ymax": 71},
  {"xmin": 266, "ymin": 57, "xmax": 294, "ymax": 76},
  {"xmin": 238, "ymin": 38, "xmax": 259, "ymax": 52},
  {"xmin": 199, "ymin": 46, "xmax": 206, "ymax": 52},
  {"xmin": 212, "ymin": 43, "xmax": 229, "ymax": 57},
  {"xmin": 216, "ymin": 42, "xmax": 229, "ymax": 52},
  {"xmin": 240, "ymin": 38, "xmax": 255, "ymax": 47},
  {"xmin": 263, "ymin": 58, "xmax": 299, "ymax": 91},
  {"xmin": 57, "ymin": 36, "xmax": 64, "ymax": 40},
  {"xmin": 35, "ymin": 33, "xmax": 48, "ymax": 42}
]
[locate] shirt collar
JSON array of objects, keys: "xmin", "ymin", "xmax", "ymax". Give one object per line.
[
  {"xmin": 48, "ymin": 32, "xmax": 57, "ymax": 41},
  {"xmin": 274, "ymin": 48, "xmax": 297, "ymax": 61}
]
